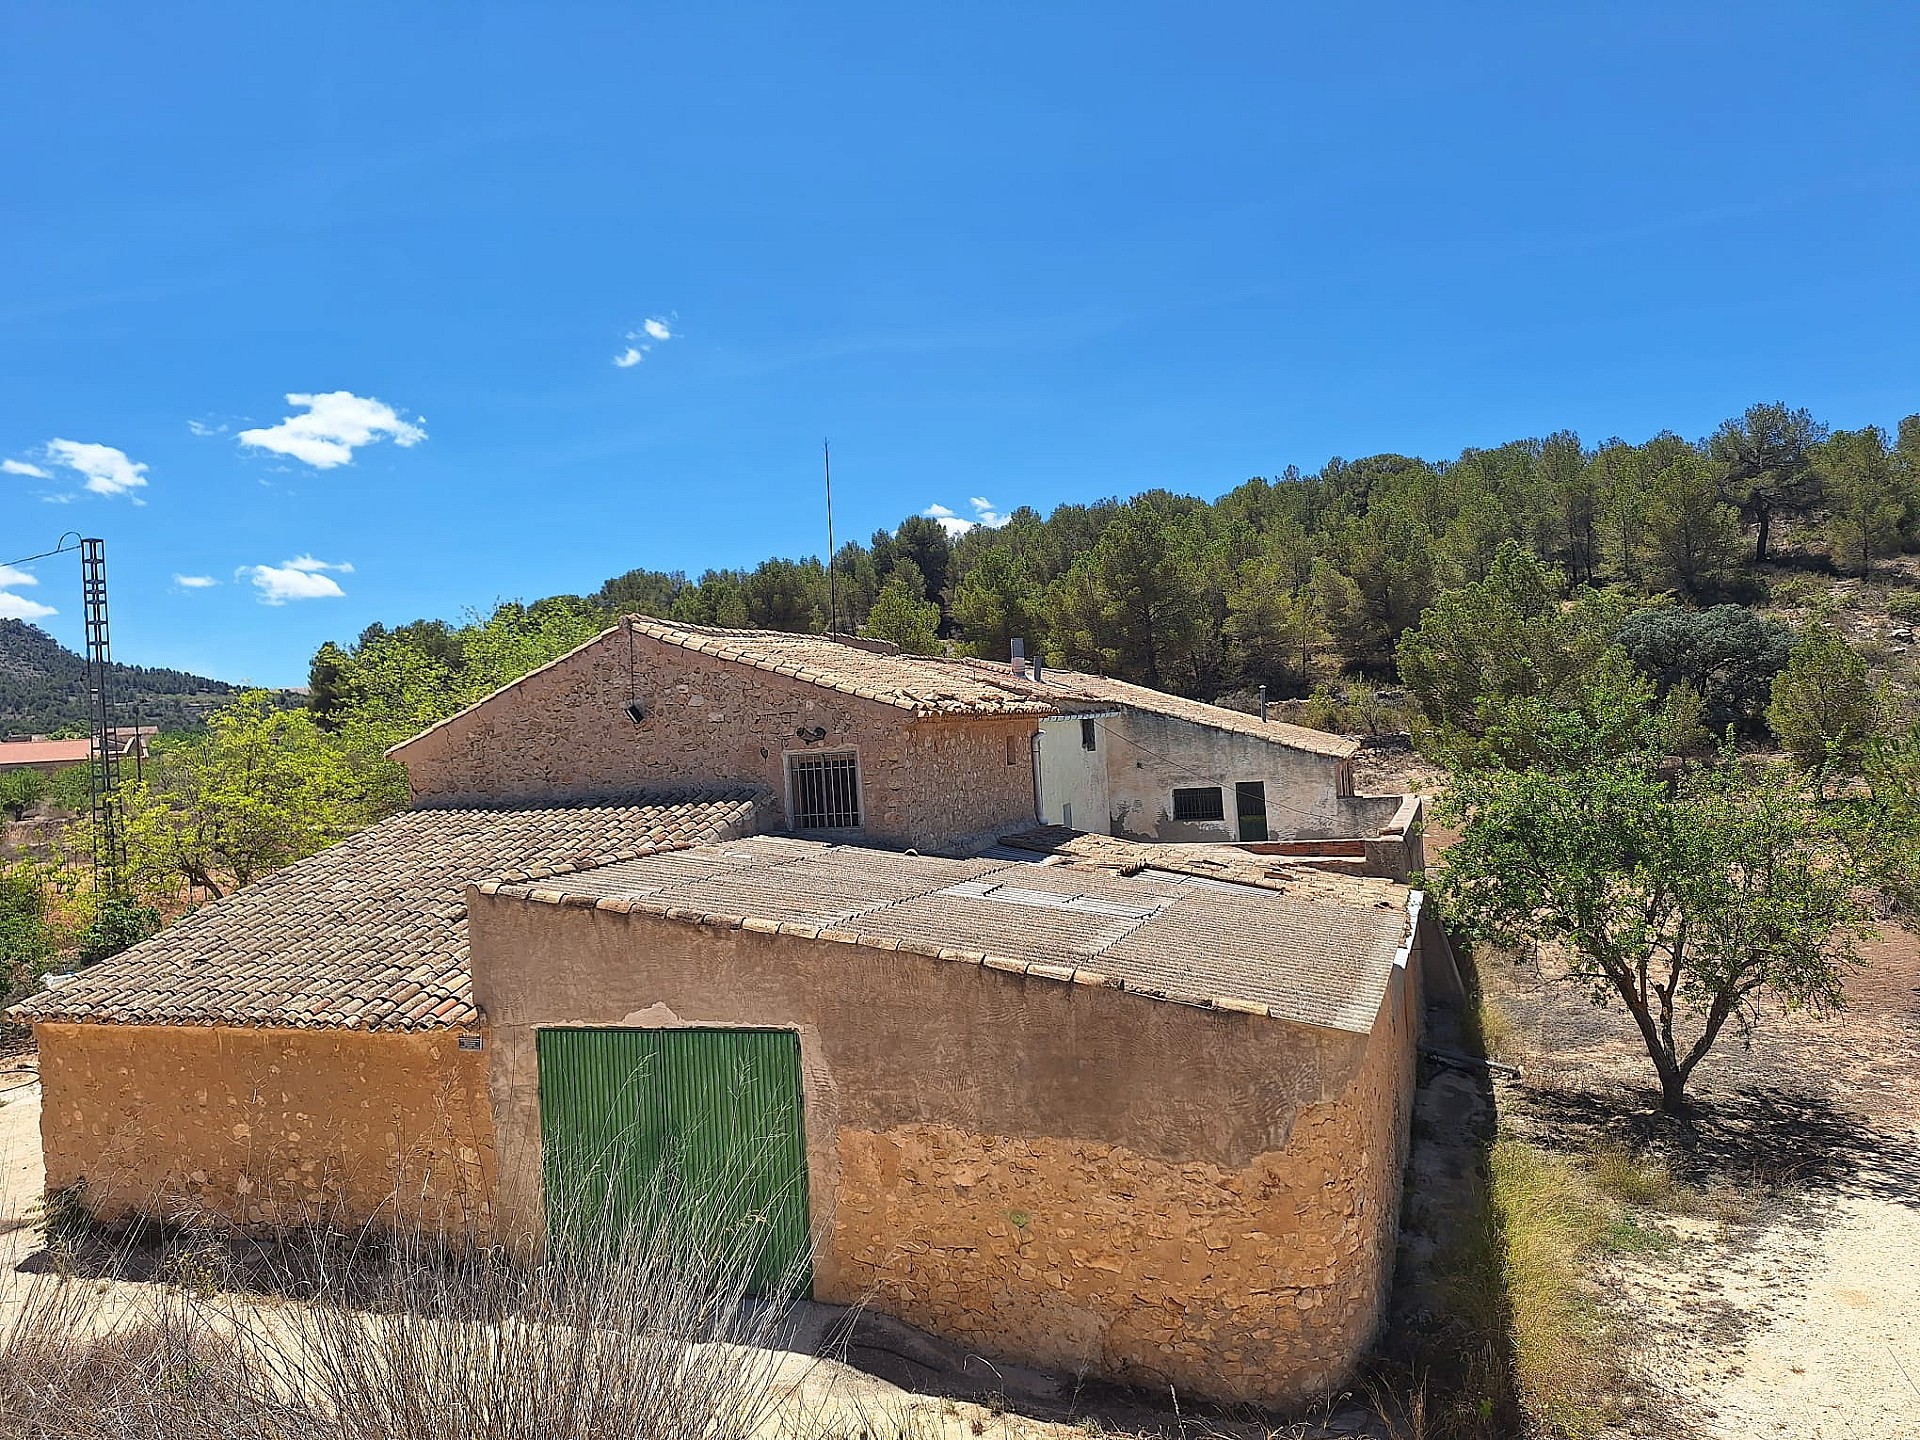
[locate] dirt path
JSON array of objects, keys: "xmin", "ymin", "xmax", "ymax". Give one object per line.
[{"xmin": 1486, "ymin": 924, "xmax": 1920, "ymax": 1438}]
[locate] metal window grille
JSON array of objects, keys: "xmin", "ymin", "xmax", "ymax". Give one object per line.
[
  {"xmin": 1080, "ymin": 717, "xmax": 1097, "ymax": 751},
  {"xmin": 788, "ymin": 750, "xmax": 862, "ymax": 829},
  {"xmin": 1171, "ymin": 786, "xmax": 1224, "ymax": 822}
]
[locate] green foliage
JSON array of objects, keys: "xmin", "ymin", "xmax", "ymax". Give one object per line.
[
  {"xmin": 0, "ymin": 767, "xmax": 48, "ymax": 820},
  {"xmin": 75, "ymin": 895, "xmax": 161, "ymax": 966},
  {"xmin": 1861, "ymin": 719, "xmax": 1920, "ymax": 910},
  {"xmin": 1767, "ymin": 623, "xmax": 1879, "ymax": 779},
  {"xmin": 44, "ymin": 764, "xmax": 92, "ymax": 813},
  {"xmin": 1887, "ymin": 590, "xmax": 1920, "ymax": 624},
  {"xmin": 121, "ymin": 692, "xmax": 379, "ymax": 900},
  {"xmin": 0, "ymin": 861, "xmax": 55, "ymax": 1000},
  {"xmin": 1816, "ymin": 426, "xmax": 1918, "ymax": 575},
  {"xmin": 1708, "ymin": 402, "xmax": 1827, "ymax": 563},
  {"xmin": 1048, "ymin": 498, "xmax": 1210, "ymax": 691},
  {"xmin": 1396, "ymin": 544, "xmax": 1641, "ymax": 768},
  {"xmin": 1639, "ymin": 450, "xmax": 1746, "ymax": 600},
  {"xmin": 1616, "ymin": 604, "xmax": 1792, "ymax": 739},
  {"xmin": 861, "ymin": 573, "xmax": 942, "ymax": 655},
  {"xmin": 0, "ymin": 618, "xmax": 238, "ymax": 735},
  {"xmin": 1438, "ymin": 750, "xmax": 1874, "ymax": 1111}
]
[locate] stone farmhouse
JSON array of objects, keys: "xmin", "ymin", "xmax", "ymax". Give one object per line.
[{"xmin": 13, "ymin": 619, "xmax": 1454, "ymax": 1408}]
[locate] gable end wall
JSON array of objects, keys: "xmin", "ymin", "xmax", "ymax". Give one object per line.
[{"xmin": 394, "ymin": 629, "xmax": 1038, "ymax": 851}]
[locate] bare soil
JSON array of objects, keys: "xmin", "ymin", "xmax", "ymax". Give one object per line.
[{"xmin": 1483, "ymin": 926, "xmax": 1920, "ymax": 1438}]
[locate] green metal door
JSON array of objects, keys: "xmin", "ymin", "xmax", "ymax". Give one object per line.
[{"xmin": 537, "ymin": 1027, "xmax": 812, "ymax": 1295}]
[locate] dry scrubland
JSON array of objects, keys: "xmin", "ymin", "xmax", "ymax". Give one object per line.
[{"xmin": 1465, "ymin": 926, "xmax": 1920, "ymax": 1439}]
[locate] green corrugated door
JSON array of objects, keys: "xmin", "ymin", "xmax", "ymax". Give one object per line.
[{"xmin": 536, "ymin": 1027, "xmax": 812, "ymax": 1295}]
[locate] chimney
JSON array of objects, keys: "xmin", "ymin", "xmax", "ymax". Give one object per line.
[
  {"xmin": 1010, "ymin": 637, "xmax": 1026, "ymax": 676},
  {"xmin": 1259, "ymin": 684, "xmax": 1268, "ymax": 722}
]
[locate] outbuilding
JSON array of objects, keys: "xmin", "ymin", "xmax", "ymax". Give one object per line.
[
  {"xmin": 11, "ymin": 790, "xmax": 764, "ymax": 1236},
  {"xmin": 467, "ymin": 832, "xmax": 1443, "ymax": 1407}
]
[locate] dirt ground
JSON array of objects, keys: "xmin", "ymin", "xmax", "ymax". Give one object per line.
[{"xmin": 1484, "ymin": 926, "xmax": 1920, "ymax": 1439}]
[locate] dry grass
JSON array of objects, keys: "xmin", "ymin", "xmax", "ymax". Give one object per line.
[
  {"xmin": 1588, "ymin": 1145, "xmax": 1676, "ymax": 1210},
  {"xmin": 0, "ymin": 1183, "xmax": 826, "ymax": 1440},
  {"xmin": 1487, "ymin": 1139, "xmax": 1620, "ymax": 1438}
]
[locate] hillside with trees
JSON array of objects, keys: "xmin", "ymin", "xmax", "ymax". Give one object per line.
[
  {"xmin": 0, "ymin": 620, "xmax": 238, "ymax": 735},
  {"xmin": 553, "ymin": 403, "xmax": 1920, "ymax": 706}
]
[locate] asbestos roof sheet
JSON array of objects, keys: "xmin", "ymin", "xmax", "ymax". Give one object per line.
[
  {"xmin": 484, "ymin": 834, "xmax": 1411, "ymax": 1035},
  {"xmin": 10, "ymin": 791, "xmax": 763, "ymax": 1032}
]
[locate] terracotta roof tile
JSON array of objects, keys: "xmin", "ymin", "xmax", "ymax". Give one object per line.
[
  {"xmin": 9, "ymin": 790, "xmax": 764, "ymax": 1032},
  {"xmin": 940, "ymin": 658, "xmax": 1361, "ymax": 759}
]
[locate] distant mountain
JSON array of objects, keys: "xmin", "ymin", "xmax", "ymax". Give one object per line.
[{"xmin": 0, "ymin": 620, "xmax": 240, "ymax": 736}]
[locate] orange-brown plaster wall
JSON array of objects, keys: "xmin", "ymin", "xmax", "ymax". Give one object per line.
[
  {"xmin": 469, "ymin": 893, "xmax": 1420, "ymax": 1406},
  {"xmin": 35, "ymin": 1023, "xmax": 496, "ymax": 1237},
  {"xmin": 394, "ymin": 628, "xmax": 1037, "ymax": 853}
]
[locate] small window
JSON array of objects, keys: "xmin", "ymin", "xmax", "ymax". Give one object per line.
[
  {"xmin": 1171, "ymin": 786, "xmax": 1225, "ymax": 823},
  {"xmin": 788, "ymin": 750, "xmax": 862, "ymax": 829},
  {"xmin": 1007, "ymin": 734, "xmax": 1018, "ymax": 766},
  {"xmin": 1080, "ymin": 717, "xmax": 1097, "ymax": 752}
]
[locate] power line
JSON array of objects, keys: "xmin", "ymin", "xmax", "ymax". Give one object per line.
[{"xmin": 1, "ymin": 532, "xmax": 84, "ymax": 569}]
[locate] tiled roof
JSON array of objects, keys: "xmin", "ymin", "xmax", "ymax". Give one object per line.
[
  {"xmin": 943, "ymin": 659, "xmax": 1361, "ymax": 759},
  {"xmin": 623, "ymin": 619, "xmax": 1055, "ymax": 716},
  {"xmin": 10, "ymin": 791, "xmax": 764, "ymax": 1032},
  {"xmin": 384, "ymin": 620, "xmax": 1052, "ymax": 760},
  {"xmin": 480, "ymin": 833, "xmax": 1411, "ymax": 1035}
]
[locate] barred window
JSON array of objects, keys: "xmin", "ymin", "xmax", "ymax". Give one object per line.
[
  {"xmin": 1171, "ymin": 786, "xmax": 1224, "ymax": 822},
  {"xmin": 788, "ymin": 750, "xmax": 862, "ymax": 830}
]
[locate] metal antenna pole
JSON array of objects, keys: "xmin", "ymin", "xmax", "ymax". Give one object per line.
[
  {"xmin": 824, "ymin": 438, "xmax": 838, "ymax": 635},
  {"xmin": 80, "ymin": 537, "xmax": 125, "ymax": 893}
]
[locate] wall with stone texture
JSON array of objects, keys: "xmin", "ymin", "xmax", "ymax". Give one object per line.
[
  {"xmin": 393, "ymin": 626, "xmax": 1038, "ymax": 854},
  {"xmin": 469, "ymin": 888, "xmax": 1421, "ymax": 1407},
  {"xmin": 35, "ymin": 1023, "xmax": 496, "ymax": 1237}
]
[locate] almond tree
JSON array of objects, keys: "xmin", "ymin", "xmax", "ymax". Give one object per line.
[{"xmin": 1438, "ymin": 747, "xmax": 1873, "ymax": 1113}]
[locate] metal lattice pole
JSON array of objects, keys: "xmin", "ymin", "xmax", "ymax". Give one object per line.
[{"xmin": 81, "ymin": 537, "xmax": 125, "ymax": 893}]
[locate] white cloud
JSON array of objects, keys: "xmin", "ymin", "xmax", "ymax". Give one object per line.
[
  {"xmin": 45, "ymin": 439, "xmax": 149, "ymax": 497},
  {"xmin": 0, "ymin": 565, "xmax": 37, "ymax": 589},
  {"xmin": 173, "ymin": 574, "xmax": 218, "ymax": 589},
  {"xmin": 921, "ymin": 496, "xmax": 1012, "ymax": 537},
  {"xmin": 240, "ymin": 556, "xmax": 351, "ymax": 604},
  {"xmin": 613, "ymin": 315, "xmax": 676, "ymax": 368},
  {"xmin": 969, "ymin": 496, "xmax": 1010, "ymax": 529},
  {"xmin": 2, "ymin": 458, "xmax": 51, "ymax": 478},
  {"xmin": 0, "ymin": 591, "xmax": 56, "ymax": 620},
  {"xmin": 186, "ymin": 419, "xmax": 229, "ymax": 437},
  {"xmin": 237, "ymin": 391, "xmax": 426, "ymax": 469},
  {"xmin": 283, "ymin": 555, "xmax": 353, "ymax": 574}
]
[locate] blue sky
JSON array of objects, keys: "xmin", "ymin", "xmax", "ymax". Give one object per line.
[{"xmin": 3, "ymin": 3, "xmax": 1917, "ymax": 687}]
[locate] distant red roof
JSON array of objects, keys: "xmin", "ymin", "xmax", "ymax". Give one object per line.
[{"xmin": 0, "ymin": 729, "xmax": 155, "ymax": 769}]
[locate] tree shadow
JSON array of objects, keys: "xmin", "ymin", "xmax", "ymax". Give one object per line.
[{"xmin": 1507, "ymin": 1081, "xmax": 1919, "ymax": 1209}]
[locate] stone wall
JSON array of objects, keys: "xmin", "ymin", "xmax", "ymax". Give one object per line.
[
  {"xmin": 468, "ymin": 888, "xmax": 1421, "ymax": 1406},
  {"xmin": 35, "ymin": 1023, "xmax": 497, "ymax": 1237},
  {"xmin": 392, "ymin": 626, "xmax": 1038, "ymax": 853}
]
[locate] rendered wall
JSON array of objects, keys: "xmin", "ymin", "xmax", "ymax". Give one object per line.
[
  {"xmin": 393, "ymin": 628, "xmax": 1038, "ymax": 854},
  {"xmin": 1035, "ymin": 714, "xmax": 1111, "ymax": 831},
  {"xmin": 34, "ymin": 1023, "xmax": 496, "ymax": 1237},
  {"xmin": 469, "ymin": 890, "xmax": 1420, "ymax": 1407},
  {"xmin": 1102, "ymin": 708, "xmax": 1394, "ymax": 843}
]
